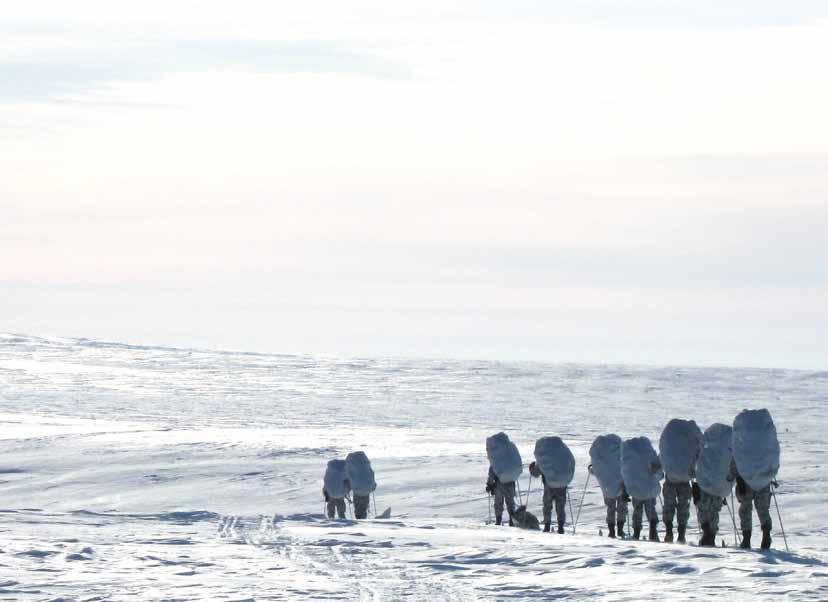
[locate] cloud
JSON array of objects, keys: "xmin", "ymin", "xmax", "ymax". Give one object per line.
[{"xmin": 0, "ymin": 38, "xmax": 410, "ymax": 103}]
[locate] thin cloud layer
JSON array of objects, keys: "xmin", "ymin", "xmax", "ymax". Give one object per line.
[{"xmin": 0, "ymin": 38, "xmax": 410, "ymax": 103}]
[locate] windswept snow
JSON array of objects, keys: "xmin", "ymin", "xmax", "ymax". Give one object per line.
[{"xmin": 1, "ymin": 333, "xmax": 827, "ymax": 600}]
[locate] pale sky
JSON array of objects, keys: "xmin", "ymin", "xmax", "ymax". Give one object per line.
[{"xmin": 2, "ymin": 1, "xmax": 827, "ymax": 369}]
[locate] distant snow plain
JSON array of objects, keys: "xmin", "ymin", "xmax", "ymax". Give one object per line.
[{"xmin": 1, "ymin": 333, "xmax": 827, "ymax": 600}]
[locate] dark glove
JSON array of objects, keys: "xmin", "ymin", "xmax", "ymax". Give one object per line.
[
  {"xmin": 485, "ymin": 481, "xmax": 495, "ymax": 495},
  {"xmin": 735, "ymin": 476, "xmax": 747, "ymax": 496},
  {"xmin": 691, "ymin": 481, "xmax": 700, "ymax": 505},
  {"xmin": 323, "ymin": 488, "xmax": 330, "ymax": 502},
  {"xmin": 529, "ymin": 461, "xmax": 536, "ymax": 472},
  {"xmin": 771, "ymin": 479, "xmax": 779, "ymax": 488}
]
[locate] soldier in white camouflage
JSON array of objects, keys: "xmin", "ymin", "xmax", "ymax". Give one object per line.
[
  {"xmin": 662, "ymin": 479, "xmax": 693, "ymax": 543},
  {"xmin": 631, "ymin": 497, "xmax": 659, "ymax": 541},
  {"xmin": 486, "ymin": 466, "xmax": 516, "ymax": 526},
  {"xmin": 529, "ymin": 461, "xmax": 567, "ymax": 533},
  {"xmin": 605, "ymin": 483, "xmax": 630, "ymax": 538},
  {"xmin": 735, "ymin": 474, "xmax": 773, "ymax": 549},
  {"xmin": 693, "ymin": 481, "xmax": 726, "ymax": 546},
  {"xmin": 588, "ymin": 463, "xmax": 629, "ymax": 538}
]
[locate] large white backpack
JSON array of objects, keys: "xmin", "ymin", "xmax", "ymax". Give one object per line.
[
  {"xmin": 621, "ymin": 436, "xmax": 663, "ymax": 499},
  {"xmin": 659, "ymin": 418, "xmax": 703, "ymax": 482},
  {"xmin": 695, "ymin": 423, "xmax": 735, "ymax": 497},
  {"xmin": 345, "ymin": 451, "xmax": 377, "ymax": 496},
  {"xmin": 533, "ymin": 436, "xmax": 575, "ymax": 488},
  {"xmin": 486, "ymin": 432, "xmax": 523, "ymax": 483},
  {"xmin": 589, "ymin": 434, "xmax": 624, "ymax": 498},
  {"xmin": 733, "ymin": 409, "xmax": 780, "ymax": 490},
  {"xmin": 324, "ymin": 459, "xmax": 349, "ymax": 499}
]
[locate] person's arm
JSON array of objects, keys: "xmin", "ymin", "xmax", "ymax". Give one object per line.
[{"xmin": 529, "ymin": 461, "xmax": 542, "ymax": 478}]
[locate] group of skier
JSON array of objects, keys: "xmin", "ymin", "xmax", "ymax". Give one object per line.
[
  {"xmin": 321, "ymin": 409, "xmax": 781, "ymax": 551},
  {"xmin": 322, "ymin": 451, "xmax": 377, "ymax": 519},
  {"xmin": 485, "ymin": 408, "xmax": 781, "ymax": 550}
]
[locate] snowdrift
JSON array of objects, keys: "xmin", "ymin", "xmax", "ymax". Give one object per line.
[
  {"xmin": 345, "ymin": 451, "xmax": 377, "ymax": 496},
  {"xmin": 733, "ymin": 409, "xmax": 780, "ymax": 491},
  {"xmin": 486, "ymin": 432, "xmax": 522, "ymax": 483},
  {"xmin": 621, "ymin": 437, "xmax": 663, "ymax": 499},
  {"xmin": 659, "ymin": 418, "xmax": 703, "ymax": 482},
  {"xmin": 696, "ymin": 423, "xmax": 734, "ymax": 498},
  {"xmin": 533, "ymin": 437, "xmax": 575, "ymax": 488},
  {"xmin": 589, "ymin": 434, "xmax": 624, "ymax": 498},
  {"xmin": 323, "ymin": 459, "xmax": 349, "ymax": 499}
]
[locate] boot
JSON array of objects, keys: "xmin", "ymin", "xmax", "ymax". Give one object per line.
[
  {"xmin": 543, "ymin": 522, "xmax": 551, "ymax": 533},
  {"xmin": 663, "ymin": 522, "xmax": 673, "ymax": 543},
  {"xmin": 740, "ymin": 530, "xmax": 751, "ymax": 549},
  {"xmin": 495, "ymin": 516, "xmax": 502, "ymax": 526},
  {"xmin": 633, "ymin": 525, "xmax": 641, "ymax": 540},
  {"xmin": 699, "ymin": 523, "xmax": 714, "ymax": 547},
  {"xmin": 649, "ymin": 523, "xmax": 659, "ymax": 542},
  {"xmin": 508, "ymin": 517, "xmax": 514, "ymax": 527},
  {"xmin": 617, "ymin": 521, "xmax": 625, "ymax": 539},
  {"xmin": 607, "ymin": 521, "xmax": 616, "ymax": 539},
  {"xmin": 557, "ymin": 523, "xmax": 565, "ymax": 534},
  {"xmin": 677, "ymin": 525, "xmax": 686, "ymax": 544},
  {"xmin": 761, "ymin": 527, "xmax": 772, "ymax": 550}
]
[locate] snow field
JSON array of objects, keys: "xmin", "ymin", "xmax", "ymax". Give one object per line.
[{"xmin": 1, "ymin": 334, "xmax": 827, "ymax": 600}]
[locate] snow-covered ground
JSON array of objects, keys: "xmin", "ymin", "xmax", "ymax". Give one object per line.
[{"xmin": 1, "ymin": 332, "xmax": 827, "ymax": 600}]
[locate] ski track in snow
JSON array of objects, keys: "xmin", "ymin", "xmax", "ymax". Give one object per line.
[{"xmin": 1, "ymin": 333, "xmax": 828, "ymax": 600}]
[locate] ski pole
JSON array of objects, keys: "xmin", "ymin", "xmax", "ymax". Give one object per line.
[
  {"xmin": 525, "ymin": 475, "xmax": 533, "ymax": 509},
  {"xmin": 573, "ymin": 472, "xmax": 591, "ymax": 534},
  {"xmin": 516, "ymin": 479, "xmax": 523, "ymax": 506},
  {"xmin": 488, "ymin": 493, "xmax": 492, "ymax": 525},
  {"xmin": 372, "ymin": 492, "xmax": 378, "ymax": 518},
  {"xmin": 567, "ymin": 488, "xmax": 576, "ymax": 535},
  {"xmin": 726, "ymin": 493, "xmax": 739, "ymax": 546},
  {"xmin": 771, "ymin": 485, "xmax": 790, "ymax": 553}
]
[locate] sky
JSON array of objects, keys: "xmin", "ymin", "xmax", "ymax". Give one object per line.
[{"xmin": 2, "ymin": 1, "xmax": 827, "ymax": 369}]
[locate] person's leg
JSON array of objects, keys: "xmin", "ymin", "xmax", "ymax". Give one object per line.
[
  {"xmin": 676, "ymin": 481, "xmax": 692, "ymax": 543},
  {"xmin": 632, "ymin": 498, "xmax": 644, "ymax": 538},
  {"xmin": 617, "ymin": 494, "xmax": 628, "ymax": 537},
  {"xmin": 554, "ymin": 488, "xmax": 566, "ymax": 533},
  {"xmin": 326, "ymin": 499, "xmax": 336, "ymax": 518},
  {"xmin": 736, "ymin": 484, "xmax": 754, "ymax": 548},
  {"xmin": 504, "ymin": 482, "xmax": 517, "ymax": 519},
  {"xmin": 543, "ymin": 486, "xmax": 553, "ymax": 531},
  {"xmin": 336, "ymin": 498, "xmax": 346, "ymax": 519},
  {"xmin": 662, "ymin": 481, "xmax": 677, "ymax": 541},
  {"xmin": 754, "ymin": 485, "xmax": 773, "ymax": 549},
  {"xmin": 605, "ymin": 496, "xmax": 616, "ymax": 525},
  {"xmin": 494, "ymin": 490, "xmax": 504, "ymax": 525},
  {"xmin": 604, "ymin": 496, "xmax": 616, "ymax": 537},
  {"xmin": 646, "ymin": 498, "xmax": 659, "ymax": 541}
]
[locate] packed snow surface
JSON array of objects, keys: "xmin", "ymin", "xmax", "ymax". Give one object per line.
[
  {"xmin": 696, "ymin": 423, "xmax": 735, "ymax": 498},
  {"xmin": 1, "ymin": 333, "xmax": 827, "ymax": 600},
  {"xmin": 659, "ymin": 418, "xmax": 703, "ymax": 482},
  {"xmin": 324, "ymin": 459, "xmax": 349, "ymax": 499},
  {"xmin": 345, "ymin": 451, "xmax": 376, "ymax": 496},
  {"xmin": 621, "ymin": 436, "xmax": 663, "ymax": 499},
  {"xmin": 533, "ymin": 436, "xmax": 575, "ymax": 488},
  {"xmin": 485, "ymin": 432, "xmax": 523, "ymax": 483},
  {"xmin": 733, "ymin": 408, "xmax": 781, "ymax": 491},
  {"xmin": 589, "ymin": 434, "xmax": 624, "ymax": 498}
]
